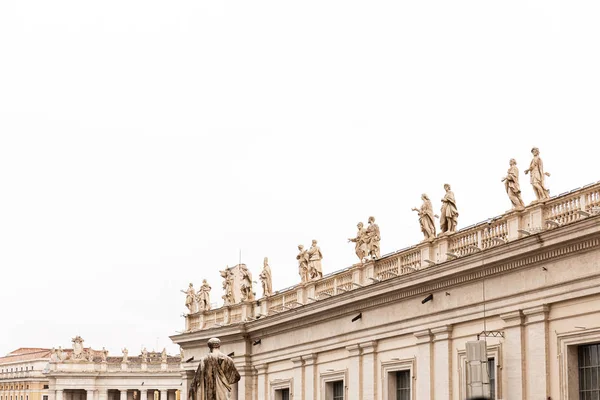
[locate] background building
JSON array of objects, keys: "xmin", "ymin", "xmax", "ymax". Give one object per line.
[
  {"xmin": 172, "ymin": 181, "xmax": 600, "ymax": 400},
  {"xmin": 0, "ymin": 348, "xmax": 52, "ymax": 400}
]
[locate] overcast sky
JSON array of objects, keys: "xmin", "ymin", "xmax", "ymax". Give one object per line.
[{"xmin": 1, "ymin": 0, "xmax": 599, "ymax": 357}]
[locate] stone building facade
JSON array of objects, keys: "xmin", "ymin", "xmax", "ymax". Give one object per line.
[
  {"xmin": 171, "ymin": 181, "xmax": 600, "ymax": 399},
  {"xmin": 0, "ymin": 349, "xmax": 52, "ymax": 400}
]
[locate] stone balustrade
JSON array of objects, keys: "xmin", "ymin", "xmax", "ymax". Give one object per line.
[{"xmin": 185, "ymin": 180, "xmax": 600, "ymax": 332}]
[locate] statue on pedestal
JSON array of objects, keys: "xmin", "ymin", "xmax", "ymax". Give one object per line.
[
  {"xmin": 259, "ymin": 257, "xmax": 273, "ymax": 297},
  {"xmin": 121, "ymin": 348, "xmax": 128, "ymax": 363},
  {"xmin": 197, "ymin": 280, "xmax": 212, "ymax": 311},
  {"xmin": 524, "ymin": 147, "xmax": 551, "ymax": 202},
  {"xmin": 348, "ymin": 222, "xmax": 368, "ymax": 262},
  {"xmin": 182, "ymin": 283, "xmax": 196, "ymax": 313},
  {"xmin": 161, "ymin": 348, "xmax": 168, "ymax": 363},
  {"xmin": 440, "ymin": 184, "xmax": 459, "ymax": 235},
  {"xmin": 220, "ymin": 268, "xmax": 234, "ymax": 306},
  {"xmin": 307, "ymin": 240, "xmax": 323, "ymax": 280},
  {"xmin": 101, "ymin": 347, "xmax": 108, "ymax": 362},
  {"xmin": 71, "ymin": 336, "xmax": 85, "ymax": 360},
  {"xmin": 189, "ymin": 338, "xmax": 240, "ymax": 400},
  {"xmin": 141, "ymin": 347, "xmax": 148, "ymax": 363},
  {"xmin": 412, "ymin": 194, "xmax": 438, "ymax": 241},
  {"xmin": 502, "ymin": 158, "xmax": 525, "ymax": 210},
  {"xmin": 297, "ymin": 245, "xmax": 309, "ymax": 283},
  {"xmin": 366, "ymin": 216, "xmax": 381, "ymax": 259},
  {"xmin": 239, "ymin": 264, "xmax": 254, "ymax": 302}
]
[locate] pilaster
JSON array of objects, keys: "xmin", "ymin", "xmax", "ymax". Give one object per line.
[
  {"xmin": 524, "ymin": 305, "xmax": 550, "ymax": 399},
  {"xmin": 302, "ymin": 354, "xmax": 317, "ymax": 400},
  {"xmin": 414, "ymin": 329, "xmax": 432, "ymax": 400},
  {"xmin": 291, "ymin": 357, "xmax": 304, "ymax": 400},
  {"xmin": 160, "ymin": 390, "xmax": 168, "ymax": 400},
  {"xmin": 98, "ymin": 389, "xmax": 108, "ymax": 400},
  {"xmin": 500, "ymin": 310, "xmax": 525, "ymax": 399},
  {"xmin": 139, "ymin": 390, "xmax": 147, "ymax": 400},
  {"xmin": 433, "ymin": 238, "xmax": 449, "ymax": 263},
  {"xmin": 237, "ymin": 365, "xmax": 254, "ymax": 400},
  {"xmin": 432, "ymin": 325, "xmax": 452, "ymax": 400},
  {"xmin": 255, "ymin": 364, "xmax": 268, "ymax": 400},
  {"xmin": 345, "ymin": 345, "xmax": 361, "ymax": 400},
  {"xmin": 56, "ymin": 390, "xmax": 63, "ymax": 400},
  {"xmin": 120, "ymin": 390, "xmax": 127, "ymax": 400},
  {"xmin": 360, "ymin": 341, "xmax": 377, "ymax": 400}
]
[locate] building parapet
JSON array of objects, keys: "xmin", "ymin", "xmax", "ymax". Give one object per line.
[{"xmin": 184, "ymin": 180, "xmax": 600, "ymax": 332}]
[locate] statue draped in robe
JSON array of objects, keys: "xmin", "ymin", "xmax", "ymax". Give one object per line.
[
  {"xmin": 197, "ymin": 280, "xmax": 211, "ymax": 311},
  {"xmin": 412, "ymin": 194, "xmax": 437, "ymax": 241},
  {"xmin": 307, "ymin": 240, "xmax": 323, "ymax": 280},
  {"xmin": 502, "ymin": 158, "xmax": 525, "ymax": 209},
  {"xmin": 189, "ymin": 338, "xmax": 240, "ymax": 400},
  {"xmin": 440, "ymin": 184, "xmax": 459, "ymax": 234},
  {"xmin": 297, "ymin": 245, "xmax": 309, "ymax": 283},
  {"xmin": 259, "ymin": 257, "xmax": 273, "ymax": 297},
  {"xmin": 348, "ymin": 222, "xmax": 368, "ymax": 262},
  {"xmin": 524, "ymin": 147, "xmax": 551, "ymax": 201}
]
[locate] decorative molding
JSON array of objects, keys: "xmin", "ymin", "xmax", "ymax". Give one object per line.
[
  {"xmin": 360, "ymin": 341, "xmax": 377, "ymax": 354},
  {"xmin": 302, "ymin": 354, "xmax": 317, "ymax": 365},
  {"xmin": 414, "ymin": 329, "xmax": 432, "ymax": 344},
  {"xmin": 345, "ymin": 344, "xmax": 361, "ymax": 357},
  {"xmin": 500, "ymin": 310, "xmax": 523, "ymax": 328},
  {"xmin": 523, "ymin": 304, "xmax": 550, "ymax": 325},
  {"xmin": 431, "ymin": 325, "xmax": 453, "ymax": 341}
]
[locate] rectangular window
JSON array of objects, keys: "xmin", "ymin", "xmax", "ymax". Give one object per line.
[
  {"xmin": 43, "ymin": 397, "xmax": 48, "ymax": 400},
  {"xmin": 488, "ymin": 358, "xmax": 496, "ymax": 400},
  {"xmin": 396, "ymin": 370, "xmax": 410, "ymax": 400},
  {"xmin": 579, "ymin": 342, "xmax": 600, "ymax": 397},
  {"xmin": 332, "ymin": 381, "xmax": 344, "ymax": 400},
  {"xmin": 275, "ymin": 389, "xmax": 289, "ymax": 400},
  {"xmin": 43, "ymin": 386, "xmax": 49, "ymax": 390}
]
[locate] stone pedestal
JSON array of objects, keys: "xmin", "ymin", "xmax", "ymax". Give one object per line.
[
  {"xmin": 432, "ymin": 325, "xmax": 452, "ymax": 399},
  {"xmin": 414, "ymin": 329, "xmax": 432, "ymax": 400},
  {"xmin": 434, "ymin": 238, "xmax": 449, "ymax": 263},
  {"xmin": 121, "ymin": 363, "xmax": 128, "ymax": 371},
  {"xmin": 161, "ymin": 362, "xmax": 167, "ymax": 371},
  {"xmin": 500, "ymin": 311, "xmax": 525, "ymax": 399},
  {"xmin": 141, "ymin": 362, "xmax": 147, "ymax": 371},
  {"xmin": 345, "ymin": 345, "xmax": 361, "ymax": 399}
]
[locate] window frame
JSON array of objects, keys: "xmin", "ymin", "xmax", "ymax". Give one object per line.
[
  {"xmin": 270, "ymin": 378, "xmax": 292, "ymax": 400},
  {"xmin": 557, "ymin": 327, "xmax": 600, "ymax": 399},
  {"xmin": 320, "ymin": 369, "xmax": 347, "ymax": 400},
  {"xmin": 381, "ymin": 358, "xmax": 415, "ymax": 400}
]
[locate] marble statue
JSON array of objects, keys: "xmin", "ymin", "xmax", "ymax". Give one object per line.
[
  {"xmin": 50, "ymin": 348, "xmax": 59, "ymax": 362},
  {"xmin": 296, "ymin": 245, "xmax": 309, "ymax": 283},
  {"xmin": 162, "ymin": 348, "xmax": 168, "ymax": 363},
  {"xmin": 87, "ymin": 349, "xmax": 94, "ymax": 362},
  {"xmin": 197, "ymin": 280, "xmax": 211, "ymax": 311},
  {"xmin": 348, "ymin": 222, "xmax": 368, "ymax": 262},
  {"xmin": 524, "ymin": 147, "xmax": 551, "ymax": 202},
  {"xmin": 182, "ymin": 283, "xmax": 196, "ymax": 313},
  {"xmin": 366, "ymin": 216, "xmax": 381, "ymax": 259},
  {"xmin": 180, "ymin": 347, "xmax": 185, "ymax": 360},
  {"xmin": 412, "ymin": 194, "xmax": 437, "ymax": 241},
  {"xmin": 71, "ymin": 336, "xmax": 85, "ymax": 360},
  {"xmin": 189, "ymin": 338, "xmax": 240, "ymax": 400},
  {"xmin": 220, "ymin": 268, "xmax": 234, "ymax": 306},
  {"xmin": 259, "ymin": 257, "xmax": 273, "ymax": 297},
  {"xmin": 239, "ymin": 264, "xmax": 255, "ymax": 302},
  {"xmin": 122, "ymin": 348, "xmax": 129, "ymax": 363},
  {"xmin": 57, "ymin": 346, "xmax": 66, "ymax": 361},
  {"xmin": 141, "ymin": 348, "xmax": 148, "ymax": 363},
  {"xmin": 101, "ymin": 347, "xmax": 108, "ymax": 362},
  {"xmin": 502, "ymin": 158, "xmax": 525, "ymax": 210},
  {"xmin": 440, "ymin": 184, "xmax": 459, "ymax": 235},
  {"xmin": 308, "ymin": 240, "xmax": 323, "ymax": 280}
]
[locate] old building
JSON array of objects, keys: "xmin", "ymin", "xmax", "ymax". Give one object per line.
[
  {"xmin": 40, "ymin": 337, "xmax": 183, "ymax": 400},
  {"xmin": 171, "ymin": 181, "xmax": 600, "ymax": 400},
  {"xmin": 0, "ymin": 349, "xmax": 52, "ymax": 400}
]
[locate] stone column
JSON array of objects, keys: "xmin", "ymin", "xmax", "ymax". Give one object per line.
[
  {"xmin": 160, "ymin": 390, "xmax": 168, "ymax": 400},
  {"xmin": 236, "ymin": 365, "xmax": 254, "ymax": 400},
  {"xmin": 255, "ymin": 364, "xmax": 267, "ymax": 400},
  {"xmin": 98, "ymin": 390, "xmax": 108, "ymax": 400},
  {"xmin": 345, "ymin": 345, "xmax": 361, "ymax": 400},
  {"xmin": 86, "ymin": 390, "xmax": 94, "ymax": 400},
  {"xmin": 180, "ymin": 370, "xmax": 193, "ymax": 400},
  {"xmin": 432, "ymin": 325, "xmax": 452, "ymax": 400},
  {"xmin": 56, "ymin": 390, "xmax": 63, "ymax": 400},
  {"xmin": 414, "ymin": 329, "xmax": 432, "ymax": 400},
  {"xmin": 302, "ymin": 354, "xmax": 317, "ymax": 400},
  {"xmin": 120, "ymin": 390, "xmax": 127, "ymax": 400},
  {"xmin": 361, "ymin": 341, "xmax": 377, "ymax": 400},
  {"xmin": 291, "ymin": 357, "xmax": 304, "ymax": 400},
  {"xmin": 500, "ymin": 310, "xmax": 525, "ymax": 400},
  {"xmin": 524, "ymin": 305, "xmax": 550, "ymax": 399},
  {"xmin": 139, "ymin": 390, "xmax": 147, "ymax": 400}
]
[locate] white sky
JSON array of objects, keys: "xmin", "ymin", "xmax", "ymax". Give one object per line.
[{"xmin": 1, "ymin": 0, "xmax": 599, "ymax": 357}]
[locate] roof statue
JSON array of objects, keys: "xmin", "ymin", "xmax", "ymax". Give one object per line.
[
  {"xmin": 259, "ymin": 257, "xmax": 273, "ymax": 297},
  {"xmin": 524, "ymin": 146, "xmax": 551, "ymax": 202},
  {"xmin": 307, "ymin": 240, "xmax": 323, "ymax": 280},
  {"xmin": 502, "ymin": 158, "xmax": 525, "ymax": 210},
  {"xmin": 439, "ymin": 184, "xmax": 459, "ymax": 235},
  {"xmin": 348, "ymin": 222, "xmax": 368, "ymax": 262},
  {"xmin": 297, "ymin": 245, "xmax": 309, "ymax": 283},
  {"xmin": 412, "ymin": 194, "xmax": 438, "ymax": 241}
]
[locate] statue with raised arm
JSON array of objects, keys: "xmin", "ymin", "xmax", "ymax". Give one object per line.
[
  {"xmin": 220, "ymin": 268, "xmax": 234, "ymax": 306},
  {"xmin": 182, "ymin": 283, "xmax": 196, "ymax": 313},
  {"xmin": 307, "ymin": 240, "xmax": 323, "ymax": 280},
  {"xmin": 297, "ymin": 245, "xmax": 309, "ymax": 283},
  {"xmin": 197, "ymin": 280, "xmax": 212, "ymax": 311},
  {"xmin": 440, "ymin": 184, "xmax": 459, "ymax": 235},
  {"xmin": 412, "ymin": 194, "xmax": 438, "ymax": 241},
  {"xmin": 189, "ymin": 338, "xmax": 240, "ymax": 400},
  {"xmin": 524, "ymin": 147, "xmax": 551, "ymax": 202},
  {"xmin": 365, "ymin": 216, "xmax": 381, "ymax": 259},
  {"xmin": 259, "ymin": 257, "xmax": 273, "ymax": 297},
  {"xmin": 502, "ymin": 158, "xmax": 525, "ymax": 210},
  {"xmin": 348, "ymin": 222, "xmax": 368, "ymax": 262}
]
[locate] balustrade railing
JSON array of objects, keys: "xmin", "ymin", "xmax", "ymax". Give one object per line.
[{"xmin": 185, "ymin": 181, "xmax": 600, "ymax": 332}]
